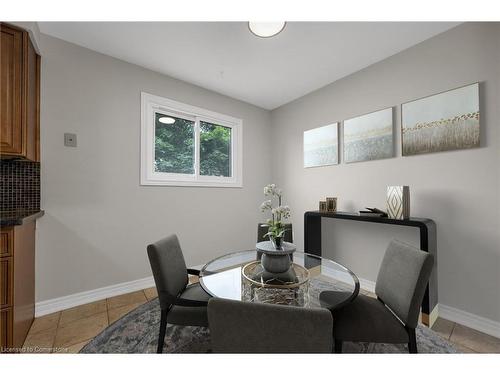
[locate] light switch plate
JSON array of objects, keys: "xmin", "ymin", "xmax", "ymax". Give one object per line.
[{"xmin": 64, "ymin": 133, "xmax": 77, "ymax": 147}]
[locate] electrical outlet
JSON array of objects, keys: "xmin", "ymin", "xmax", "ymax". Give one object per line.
[{"xmin": 64, "ymin": 133, "xmax": 77, "ymax": 147}]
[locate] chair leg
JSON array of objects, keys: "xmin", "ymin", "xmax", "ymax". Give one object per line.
[
  {"xmin": 408, "ymin": 328, "xmax": 417, "ymax": 354},
  {"xmin": 157, "ymin": 308, "xmax": 168, "ymax": 353},
  {"xmin": 334, "ymin": 339, "xmax": 343, "ymax": 353}
]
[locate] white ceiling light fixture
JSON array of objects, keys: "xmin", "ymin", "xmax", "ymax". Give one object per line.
[
  {"xmin": 248, "ymin": 22, "xmax": 286, "ymax": 38},
  {"xmin": 158, "ymin": 116, "xmax": 175, "ymax": 124}
]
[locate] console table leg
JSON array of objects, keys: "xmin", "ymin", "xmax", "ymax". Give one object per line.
[
  {"xmin": 420, "ymin": 222, "xmax": 438, "ymax": 327},
  {"xmin": 304, "ymin": 213, "xmax": 322, "ymax": 256}
]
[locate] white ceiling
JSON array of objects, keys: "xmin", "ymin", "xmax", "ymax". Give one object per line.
[{"xmin": 38, "ymin": 22, "xmax": 460, "ymax": 110}]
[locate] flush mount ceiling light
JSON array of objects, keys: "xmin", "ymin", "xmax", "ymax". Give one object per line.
[
  {"xmin": 158, "ymin": 116, "xmax": 175, "ymax": 124},
  {"xmin": 248, "ymin": 22, "xmax": 286, "ymax": 38}
]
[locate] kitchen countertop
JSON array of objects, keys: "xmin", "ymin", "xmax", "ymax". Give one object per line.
[{"xmin": 0, "ymin": 210, "xmax": 45, "ymax": 227}]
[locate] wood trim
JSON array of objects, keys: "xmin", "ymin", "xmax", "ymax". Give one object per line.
[
  {"xmin": 23, "ymin": 35, "xmax": 38, "ymax": 161},
  {"xmin": 21, "ymin": 30, "xmax": 28, "ymax": 158},
  {"xmin": 0, "ymin": 228, "xmax": 13, "ymax": 257},
  {"xmin": 0, "ymin": 257, "xmax": 13, "ymax": 308},
  {"xmin": 35, "ymin": 54, "xmax": 41, "ymax": 162}
]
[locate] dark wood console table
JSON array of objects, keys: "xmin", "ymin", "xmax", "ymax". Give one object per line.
[{"xmin": 304, "ymin": 211, "xmax": 438, "ymax": 327}]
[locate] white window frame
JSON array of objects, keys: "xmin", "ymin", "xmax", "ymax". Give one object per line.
[{"xmin": 141, "ymin": 92, "xmax": 243, "ymax": 187}]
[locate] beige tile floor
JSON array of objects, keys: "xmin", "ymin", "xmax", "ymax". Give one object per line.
[
  {"xmin": 22, "ymin": 286, "xmax": 500, "ymax": 353},
  {"xmin": 22, "ymin": 288, "xmax": 156, "ymax": 353}
]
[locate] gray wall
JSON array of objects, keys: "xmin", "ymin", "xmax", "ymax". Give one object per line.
[
  {"xmin": 38, "ymin": 23, "xmax": 500, "ymax": 325},
  {"xmin": 37, "ymin": 34, "xmax": 271, "ymax": 301},
  {"xmin": 270, "ymin": 23, "xmax": 500, "ymax": 322}
]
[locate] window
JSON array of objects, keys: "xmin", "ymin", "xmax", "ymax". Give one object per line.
[{"xmin": 141, "ymin": 93, "xmax": 242, "ymax": 187}]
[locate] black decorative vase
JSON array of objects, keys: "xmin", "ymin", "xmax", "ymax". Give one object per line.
[{"xmin": 271, "ymin": 236, "xmax": 283, "ymax": 250}]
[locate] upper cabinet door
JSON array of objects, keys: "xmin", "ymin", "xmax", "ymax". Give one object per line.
[
  {"xmin": 0, "ymin": 24, "xmax": 24, "ymax": 156},
  {"xmin": 0, "ymin": 23, "xmax": 40, "ymax": 161},
  {"xmin": 24, "ymin": 36, "xmax": 39, "ymax": 161}
]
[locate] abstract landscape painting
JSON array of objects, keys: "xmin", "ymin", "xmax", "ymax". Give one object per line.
[
  {"xmin": 303, "ymin": 123, "xmax": 338, "ymax": 168},
  {"xmin": 343, "ymin": 107, "xmax": 393, "ymax": 163},
  {"xmin": 402, "ymin": 83, "xmax": 480, "ymax": 156}
]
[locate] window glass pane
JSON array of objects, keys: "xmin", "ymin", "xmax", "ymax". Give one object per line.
[
  {"xmin": 154, "ymin": 113, "xmax": 195, "ymax": 174},
  {"xmin": 200, "ymin": 121, "xmax": 232, "ymax": 177}
]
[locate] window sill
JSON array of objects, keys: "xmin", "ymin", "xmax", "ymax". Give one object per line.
[{"xmin": 140, "ymin": 178, "xmax": 243, "ymax": 188}]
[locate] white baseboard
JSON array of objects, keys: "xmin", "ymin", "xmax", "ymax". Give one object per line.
[
  {"xmin": 35, "ymin": 276, "xmax": 155, "ymax": 317},
  {"xmin": 358, "ymin": 277, "xmax": 376, "ymax": 293},
  {"xmin": 353, "ymin": 277, "xmax": 500, "ymax": 339},
  {"xmin": 439, "ymin": 303, "xmax": 500, "ymax": 339},
  {"xmin": 35, "ymin": 273, "xmax": 500, "ymax": 339}
]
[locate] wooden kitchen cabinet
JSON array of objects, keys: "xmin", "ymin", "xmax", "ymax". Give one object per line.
[
  {"xmin": 0, "ymin": 23, "xmax": 40, "ymax": 161},
  {"xmin": 0, "ymin": 222, "xmax": 36, "ymax": 351},
  {"xmin": 0, "ymin": 256, "xmax": 13, "ymax": 309},
  {"xmin": 0, "ymin": 308, "xmax": 13, "ymax": 349}
]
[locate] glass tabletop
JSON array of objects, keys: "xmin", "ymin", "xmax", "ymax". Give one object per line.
[{"xmin": 199, "ymin": 250, "xmax": 360, "ymax": 311}]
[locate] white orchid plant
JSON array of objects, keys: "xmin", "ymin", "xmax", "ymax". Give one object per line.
[{"xmin": 260, "ymin": 184, "xmax": 291, "ymax": 247}]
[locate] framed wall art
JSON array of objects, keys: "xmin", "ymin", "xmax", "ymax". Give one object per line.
[
  {"xmin": 401, "ymin": 83, "xmax": 480, "ymax": 156},
  {"xmin": 343, "ymin": 107, "xmax": 394, "ymax": 163},
  {"xmin": 303, "ymin": 123, "xmax": 339, "ymax": 168}
]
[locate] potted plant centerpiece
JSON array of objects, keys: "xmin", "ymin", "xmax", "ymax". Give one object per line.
[{"xmin": 257, "ymin": 184, "xmax": 296, "ymax": 273}]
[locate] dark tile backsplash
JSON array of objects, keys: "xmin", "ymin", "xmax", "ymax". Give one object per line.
[{"xmin": 0, "ymin": 160, "xmax": 40, "ymax": 212}]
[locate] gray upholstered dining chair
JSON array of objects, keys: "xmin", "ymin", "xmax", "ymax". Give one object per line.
[
  {"xmin": 208, "ymin": 298, "xmax": 333, "ymax": 353},
  {"xmin": 330, "ymin": 240, "xmax": 434, "ymax": 353},
  {"xmin": 147, "ymin": 234, "xmax": 211, "ymax": 353}
]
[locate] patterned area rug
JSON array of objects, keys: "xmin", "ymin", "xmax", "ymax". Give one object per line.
[{"xmin": 81, "ymin": 298, "xmax": 458, "ymax": 354}]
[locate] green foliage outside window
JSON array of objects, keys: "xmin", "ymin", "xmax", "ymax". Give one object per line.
[
  {"xmin": 154, "ymin": 113, "xmax": 195, "ymax": 174},
  {"xmin": 154, "ymin": 113, "xmax": 232, "ymax": 177},
  {"xmin": 200, "ymin": 121, "xmax": 231, "ymax": 177}
]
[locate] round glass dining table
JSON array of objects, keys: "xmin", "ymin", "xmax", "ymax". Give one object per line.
[{"xmin": 199, "ymin": 250, "xmax": 360, "ymax": 311}]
